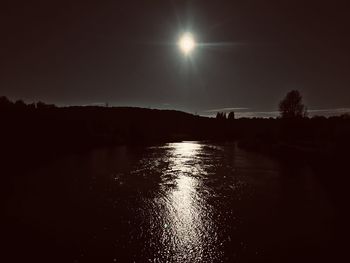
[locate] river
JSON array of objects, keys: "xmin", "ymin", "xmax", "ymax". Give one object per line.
[{"xmin": 5, "ymin": 141, "xmax": 337, "ymax": 262}]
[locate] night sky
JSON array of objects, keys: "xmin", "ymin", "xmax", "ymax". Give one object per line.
[{"xmin": 1, "ymin": 0, "xmax": 350, "ymax": 117}]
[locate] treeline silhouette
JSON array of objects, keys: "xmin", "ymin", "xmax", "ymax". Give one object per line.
[
  {"xmin": 237, "ymin": 90, "xmax": 350, "ymax": 163},
  {"xmin": 216, "ymin": 111, "xmax": 235, "ymax": 120},
  {"xmin": 0, "ymin": 96, "xmax": 227, "ymax": 170},
  {"xmin": 1, "ymin": 94, "xmax": 350, "ymax": 170}
]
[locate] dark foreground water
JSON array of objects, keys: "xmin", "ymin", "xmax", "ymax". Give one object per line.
[{"xmin": 5, "ymin": 142, "xmax": 340, "ymax": 262}]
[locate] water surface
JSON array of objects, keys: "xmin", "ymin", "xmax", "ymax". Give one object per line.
[{"xmin": 6, "ymin": 142, "xmax": 336, "ymax": 262}]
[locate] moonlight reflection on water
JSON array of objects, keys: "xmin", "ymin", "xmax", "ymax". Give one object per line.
[
  {"xmin": 149, "ymin": 142, "xmax": 222, "ymax": 262},
  {"xmin": 7, "ymin": 141, "xmax": 334, "ymax": 263}
]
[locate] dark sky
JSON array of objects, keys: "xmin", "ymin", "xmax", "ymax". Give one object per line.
[{"xmin": 1, "ymin": 0, "xmax": 350, "ymax": 116}]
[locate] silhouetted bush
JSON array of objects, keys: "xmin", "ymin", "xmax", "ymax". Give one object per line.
[
  {"xmin": 0, "ymin": 96, "xmax": 13, "ymax": 109},
  {"xmin": 340, "ymin": 113, "xmax": 350, "ymax": 120},
  {"xmin": 15, "ymin": 99, "xmax": 27, "ymax": 109}
]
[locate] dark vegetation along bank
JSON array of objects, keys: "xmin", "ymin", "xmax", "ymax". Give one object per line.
[
  {"xmin": 1, "ymin": 96, "xmax": 225, "ymax": 168},
  {"xmin": 1, "ymin": 92, "xmax": 350, "ymax": 170}
]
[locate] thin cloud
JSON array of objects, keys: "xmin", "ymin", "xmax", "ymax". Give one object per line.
[
  {"xmin": 204, "ymin": 107, "xmax": 250, "ymax": 113},
  {"xmin": 235, "ymin": 108, "xmax": 350, "ymax": 118},
  {"xmin": 307, "ymin": 108, "xmax": 350, "ymax": 113}
]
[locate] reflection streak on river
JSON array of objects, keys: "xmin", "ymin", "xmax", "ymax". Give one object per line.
[{"xmin": 146, "ymin": 142, "xmax": 223, "ymax": 262}]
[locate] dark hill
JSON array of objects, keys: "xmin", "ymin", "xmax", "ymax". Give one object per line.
[{"xmin": 1, "ymin": 104, "xmax": 228, "ymax": 170}]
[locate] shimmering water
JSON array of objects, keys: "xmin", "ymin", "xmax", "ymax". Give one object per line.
[{"xmin": 5, "ymin": 142, "xmax": 336, "ymax": 262}]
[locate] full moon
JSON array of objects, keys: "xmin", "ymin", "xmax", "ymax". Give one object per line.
[{"xmin": 178, "ymin": 33, "xmax": 196, "ymax": 55}]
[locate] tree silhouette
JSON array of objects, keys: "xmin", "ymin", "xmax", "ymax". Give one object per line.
[
  {"xmin": 0, "ymin": 96, "xmax": 13, "ymax": 109},
  {"xmin": 279, "ymin": 90, "xmax": 307, "ymax": 119},
  {"xmin": 228, "ymin": 111, "xmax": 235, "ymax": 120},
  {"xmin": 216, "ymin": 112, "xmax": 227, "ymax": 120},
  {"xmin": 15, "ymin": 99, "xmax": 26, "ymax": 109}
]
